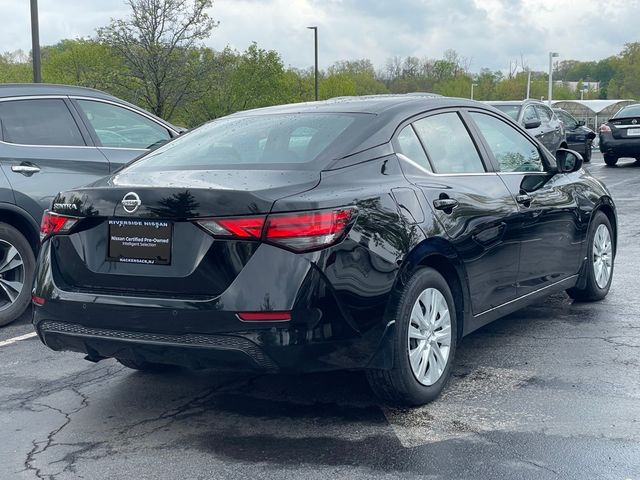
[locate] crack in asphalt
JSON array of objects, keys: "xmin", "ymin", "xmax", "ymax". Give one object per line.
[
  {"xmin": 2, "ymin": 363, "xmax": 125, "ymax": 414},
  {"xmin": 478, "ymin": 432, "xmax": 561, "ymax": 478},
  {"xmin": 22, "ymin": 388, "xmax": 93, "ymax": 480},
  {"xmin": 118, "ymin": 376, "xmax": 259, "ymax": 441},
  {"xmin": 480, "ymin": 333, "xmax": 640, "ymax": 348}
]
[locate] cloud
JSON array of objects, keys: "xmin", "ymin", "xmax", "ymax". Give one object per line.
[{"xmin": 0, "ymin": 0, "xmax": 638, "ymax": 73}]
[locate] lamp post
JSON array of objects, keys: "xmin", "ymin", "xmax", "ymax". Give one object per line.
[
  {"xmin": 471, "ymin": 83, "xmax": 478, "ymax": 100},
  {"xmin": 548, "ymin": 51, "xmax": 559, "ymax": 106},
  {"xmin": 307, "ymin": 26, "xmax": 318, "ymax": 101},
  {"xmin": 30, "ymin": 0, "xmax": 41, "ymax": 83}
]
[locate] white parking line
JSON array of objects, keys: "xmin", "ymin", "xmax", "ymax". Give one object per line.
[{"xmin": 0, "ymin": 331, "xmax": 37, "ymax": 347}]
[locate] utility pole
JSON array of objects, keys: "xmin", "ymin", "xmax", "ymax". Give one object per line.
[
  {"xmin": 30, "ymin": 0, "xmax": 42, "ymax": 83},
  {"xmin": 548, "ymin": 51, "xmax": 559, "ymax": 106},
  {"xmin": 471, "ymin": 83, "xmax": 478, "ymax": 100},
  {"xmin": 307, "ymin": 26, "xmax": 318, "ymax": 101}
]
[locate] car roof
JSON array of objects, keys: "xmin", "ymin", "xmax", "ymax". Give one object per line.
[
  {"xmin": 0, "ymin": 83, "xmax": 177, "ymax": 130},
  {"xmin": 485, "ymin": 100, "xmax": 546, "ymax": 106},
  {"xmin": 230, "ymin": 94, "xmax": 484, "ymax": 118},
  {"xmin": 0, "ymin": 83, "xmax": 118, "ymax": 101}
]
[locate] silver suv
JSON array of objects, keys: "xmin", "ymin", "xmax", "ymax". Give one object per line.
[{"xmin": 0, "ymin": 84, "xmax": 180, "ymax": 326}]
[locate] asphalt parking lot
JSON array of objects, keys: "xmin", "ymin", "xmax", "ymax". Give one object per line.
[{"xmin": 1, "ymin": 152, "xmax": 639, "ymax": 480}]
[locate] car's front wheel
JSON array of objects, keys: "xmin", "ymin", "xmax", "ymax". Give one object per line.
[
  {"xmin": 604, "ymin": 154, "xmax": 618, "ymax": 166},
  {"xmin": 567, "ymin": 211, "xmax": 614, "ymax": 301},
  {"xmin": 0, "ymin": 223, "xmax": 35, "ymax": 327},
  {"xmin": 366, "ymin": 267, "xmax": 457, "ymax": 406}
]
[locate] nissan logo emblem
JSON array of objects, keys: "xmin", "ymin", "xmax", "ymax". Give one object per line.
[{"xmin": 121, "ymin": 192, "xmax": 141, "ymax": 213}]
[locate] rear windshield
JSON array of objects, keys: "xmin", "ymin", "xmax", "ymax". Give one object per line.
[
  {"xmin": 127, "ymin": 113, "xmax": 361, "ymax": 170},
  {"xmin": 492, "ymin": 105, "xmax": 520, "ymax": 121},
  {"xmin": 615, "ymin": 105, "xmax": 640, "ymax": 118}
]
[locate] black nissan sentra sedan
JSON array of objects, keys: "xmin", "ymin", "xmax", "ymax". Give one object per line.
[{"xmin": 32, "ymin": 96, "xmax": 616, "ymax": 406}]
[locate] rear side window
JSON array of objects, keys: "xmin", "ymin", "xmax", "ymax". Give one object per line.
[
  {"xmin": 413, "ymin": 112, "xmax": 485, "ymax": 174},
  {"xmin": 396, "ymin": 125, "xmax": 431, "ymax": 171},
  {"xmin": 77, "ymin": 100, "xmax": 171, "ymax": 149},
  {"xmin": 0, "ymin": 99, "xmax": 85, "ymax": 146},
  {"xmin": 129, "ymin": 113, "xmax": 358, "ymax": 169}
]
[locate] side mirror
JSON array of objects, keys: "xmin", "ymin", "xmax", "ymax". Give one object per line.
[
  {"xmin": 577, "ymin": 120, "xmax": 585, "ymax": 126},
  {"xmin": 555, "ymin": 148, "xmax": 583, "ymax": 173},
  {"xmin": 524, "ymin": 119, "xmax": 542, "ymax": 129}
]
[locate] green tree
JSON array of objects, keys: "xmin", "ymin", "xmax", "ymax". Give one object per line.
[
  {"xmin": 41, "ymin": 39, "xmax": 124, "ymax": 91},
  {"xmin": 98, "ymin": 0, "xmax": 217, "ymax": 120},
  {"xmin": 0, "ymin": 51, "xmax": 32, "ymax": 83}
]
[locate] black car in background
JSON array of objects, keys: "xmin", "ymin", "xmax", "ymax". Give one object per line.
[
  {"xmin": 599, "ymin": 103, "xmax": 640, "ymax": 166},
  {"xmin": 488, "ymin": 100, "xmax": 567, "ymax": 153},
  {"xmin": 0, "ymin": 84, "xmax": 180, "ymax": 325},
  {"xmin": 554, "ymin": 108, "xmax": 596, "ymax": 162},
  {"xmin": 33, "ymin": 96, "xmax": 616, "ymax": 406}
]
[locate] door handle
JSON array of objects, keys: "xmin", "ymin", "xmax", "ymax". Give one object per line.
[
  {"xmin": 433, "ymin": 198, "xmax": 459, "ymax": 212},
  {"xmin": 11, "ymin": 165, "xmax": 41, "ymax": 175},
  {"xmin": 516, "ymin": 193, "xmax": 532, "ymax": 206}
]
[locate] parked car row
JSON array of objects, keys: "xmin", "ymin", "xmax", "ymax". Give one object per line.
[
  {"xmin": 13, "ymin": 88, "xmax": 613, "ymax": 406},
  {"xmin": 0, "ymin": 84, "xmax": 617, "ymax": 405}
]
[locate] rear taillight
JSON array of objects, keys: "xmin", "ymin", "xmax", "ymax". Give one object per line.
[
  {"xmin": 40, "ymin": 211, "xmax": 79, "ymax": 241},
  {"xmin": 599, "ymin": 124, "xmax": 612, "ymax": 133},
  {"xmin": 265, "ymin": 208, "xmax": 355, "ymax": 252},
  {"xmin": 198, "ymin": 216, "xmax": 266, "ymax": 239},
  {"xmin": 196, "ymin": 207, "xmax": 356, "ymax": 252}
]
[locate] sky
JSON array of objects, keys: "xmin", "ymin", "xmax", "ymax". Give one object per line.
[{"xmin": 1, "ymin": 0, "xmax": 639, "ymax": 73}]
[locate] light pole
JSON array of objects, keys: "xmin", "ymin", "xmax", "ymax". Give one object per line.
[
  {"xmin": 30, "ymin": 0, "xmax": 41, "ymax": 83},
  {"xmin": 548, "ymin": 51, "xmax": 559, "ymax": 106},
  {"xmin": 526, "ymin": 69, "xmax": 531, "ymax": 99},
  {"xmin": 307, "ymin": 26, "xmax": 318, "ymax": 101},
  {"xmin": 471, "ymin": 83, "xmax": 478, "ymax": 100}
]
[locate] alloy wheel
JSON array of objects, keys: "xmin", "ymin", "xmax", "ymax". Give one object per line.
[
  {"xmin": 0, "ymin": 240, "xmax": 25, "ymax": 311},
  {"xmin": 407, "ymin": 288, "xmax": 452, "ymax": 386},
  {"xmin": 593, "ymin": 224, "xmax": 613, "ymax": 289}
]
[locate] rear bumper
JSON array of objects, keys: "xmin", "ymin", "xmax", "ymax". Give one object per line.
[
  {"xmin": 33, "ymin": 303, "xmax": 395, "ymax": 373},
  {"xmin": 32, "ymin": 240, "xmax": 397, "ymax": 372},
  {"xmin": 37, "ymin": 320, "xmax": 280, "ymax": 370},
  {"xmin": 599, "ymin": 133, "xmax": 640, "ymax": 157}
]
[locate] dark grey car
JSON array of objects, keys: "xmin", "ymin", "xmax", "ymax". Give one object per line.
[
  {"xmin": 487, "ymin": 100, "xmax": 567, "ymax": 153},
  {"xmin": 0, "ymin": 84, "xmax": 179, "ymax": 325}
]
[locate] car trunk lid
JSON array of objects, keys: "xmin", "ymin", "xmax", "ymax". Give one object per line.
[
  {"xmin": 608, "ymin": 116, "xmax": 640, "ymax": 139},
  {"xmin": 48, "ymin": 168, "xmax": 320, "ymax": 298}
]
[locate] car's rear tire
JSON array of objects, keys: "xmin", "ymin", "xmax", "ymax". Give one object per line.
[
  {"xmin": 567, "ymin": 211, "xmax": 614, "ymax": 302},
  {"xmin": 583, "ymin": 143, "xmax": 592, "ymax": 162},
  {"xmin": 116, "ymin": 357, "xmax": 172, "ymax": 372},
  {"xmin": 0, "ymin": 223, "xmax": 35, "ymax": 327},
  {"xmin": 366, "ymin": 267, "xmax": 457, "ymax": 406},
  {"xmin": 604, "ymin": 155, "xmax": 618, "ymax": 166}
]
